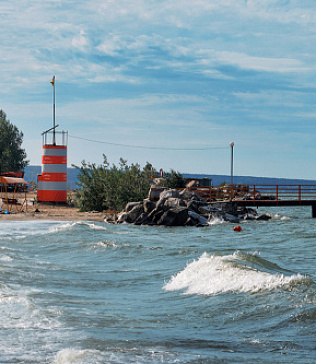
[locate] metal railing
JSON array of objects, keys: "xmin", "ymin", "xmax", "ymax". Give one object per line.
[
  {"xmin": 42, "ymin": 130, "xmax": 68, "ymax": 146},
  {"xmin": 183, "ymin": 185, "xmax": 316, "ymax": 202}
]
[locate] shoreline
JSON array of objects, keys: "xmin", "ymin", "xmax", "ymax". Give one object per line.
[
  {"xmin": 0, "ymin": 209, "xmax": 105, "ymax": 222},
  {"xmin": 0, "ymin": 211, "xmax": 105, "ymax": 222},
  {"xmin": 0, "ymin": 203, "xmax": 105, "ymax": 222}
]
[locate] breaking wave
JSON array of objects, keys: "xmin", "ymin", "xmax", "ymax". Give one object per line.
[{"xmin": 164, "ymin": 251, "xmax": 311, "ymax": 295}]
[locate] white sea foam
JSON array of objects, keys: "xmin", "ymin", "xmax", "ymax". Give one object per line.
[
  {"xmin": 0, "ymin": 287, "xmax": 61, "ymax": 331},
  {"xmin": 52, "ymin": 347, "xmax": 191, "ymax": 364},
  {"xmin": 86, "ymin": 222, "xmax": 108, "ymax": 231},
  {"xmin": 0, "ymin": 220, "xmax": 72, "ymax": 239},
  {"xmin": 164, "ymin": 252, "xmax": 305, "ymax": 295},
  {"xmin": 208, "ymin": 216, "xmax": 225, "ymax": 225},
  {"xmin": 52, "ymin": 349, "xmax": 102, "ymax": 364},
  {"xmin": 50, "ymin": 221, "xmax": 108, "ymax": 233},
  {"xmin": 0, "ymin": 285, "xmax": 72, "ymax": 363},
  {"xmin": 49, "ymin": 221, "xmax": 79, "ymax": 233},
  {"xmin": 271, "ymin": 213, "xmax": 291, "ymax": 221},
  {"xmin": 0, "ymin": 220, "xmax": 107, "ymax": 238},
  {"xmin": 281, "ymin": 216, "xmax": 291, "ymax": 221},
  {"xmin": 0, "ymin": 255, "xmax": 13, "ymax": 261},
  {"xmin": 95, "ymin": 241, "xmax": 118, "ymax": 248}
]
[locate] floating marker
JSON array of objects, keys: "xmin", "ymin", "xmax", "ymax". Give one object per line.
[{"xmin": 233, "ymin": 225, "xmax": 242, "ymax": 232}]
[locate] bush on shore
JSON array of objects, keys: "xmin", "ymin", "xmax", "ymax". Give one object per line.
[
  {"xmin": 73, "ymin": 155, "xmax": 186, "ymax": 212},
  {"xmin": 73, "ymin": 155, "xmax": 153, "ymax": 212},
  {"xmin": 163, "ymin": 169, "xmax": 186, "ymax": 189}
]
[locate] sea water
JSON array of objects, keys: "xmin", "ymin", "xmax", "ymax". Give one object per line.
[{"xmin": 0, "ymin": 206, "xmax": 315, "ymax": 363}]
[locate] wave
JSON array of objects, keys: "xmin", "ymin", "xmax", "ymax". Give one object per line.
[
  {"xmin": 163, "ymin": 251, "xmax": 312, "ymax": 296},
  {"xmin": 0, "ymin": 284, "xmax": 75, "ymax": 363},
  {"xmin": 53, "ymin": 349, "xmax": 102, "ymax": 364},
  {"xmin": 0, "ymin": 285, "xmax": 62, "ymax": 331},
  {"xmin": 52, "ymin": 347, "xmax": 195, "ymax": 364},
  {"xmin": 0, "ymin": 255, "xmax": 13, "ymax": 262},
  {"xmin": 208, "ymin": 216, "xmax": 225, "ymax": 225},
  {"xmin": 48, "ymin": 221, "xmax": 107, "ymax": 233},
  {"xmin": 94, "ymin": 240, "xmax": 144, "ymax": 251},
  {"xmin": 270, "ymin": 212, "xmax": 291, "ymax": 221},
  {"xmin": 0, "ymin": 220, "xmax": 109, "ymax": 240},
  {"xmin": 0, "ymin": 220, "xmax": 74, "ymax": 239}
]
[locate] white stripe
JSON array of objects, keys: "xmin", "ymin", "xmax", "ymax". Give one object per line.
[
  {"xmin": 38, "ymin": 181, "xmax": 68, "ymax": 191},
  {"xmin": 42, "ymin": 164, "xmax": 67, "ymax": 173},
  {"xmin": 43, "ymin": 148, "xmax": 67, "ymax": 157}
]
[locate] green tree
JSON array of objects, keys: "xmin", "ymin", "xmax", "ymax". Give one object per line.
[
  {"xmin": 0, "ymin": 110, "xmax": 29, "ymax": 173},
  {"xmin": 164, "ymin": 169, "xmax": 186, "ymax": 189},
  {"xmin": 73, "ymin": 155, "xmax": 156, "ymax": 212}
]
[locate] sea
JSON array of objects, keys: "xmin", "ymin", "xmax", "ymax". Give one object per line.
[{"xmin": 0, "ymin": 206, "xmax": 315, "ymax": 363}]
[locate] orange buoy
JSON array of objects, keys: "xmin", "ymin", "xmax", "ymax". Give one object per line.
[{"xmin": 233, "ymin": 225, "xmax": 242, "ymax": 232}]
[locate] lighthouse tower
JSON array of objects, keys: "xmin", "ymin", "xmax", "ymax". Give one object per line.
[{"xmin": 37, "ymin": 76, "xmax": 68, "ymax": 203}]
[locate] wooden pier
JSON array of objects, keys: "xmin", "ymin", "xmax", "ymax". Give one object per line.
[{"xmin": 185, "ymin": 184, "xmax": 316, "ymax": 218}]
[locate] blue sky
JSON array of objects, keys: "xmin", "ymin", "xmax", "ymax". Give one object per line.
[{"xmin": 1, "ymin": 0, "xmax": 316, "ymax": 179}]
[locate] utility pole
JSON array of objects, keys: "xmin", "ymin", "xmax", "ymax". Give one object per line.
[
  {"xmin": 230, "ymin": 142, "xmax": 234, "ymax": 201},
  {"xmin": 230, "ymin": 142, "xmax": 234, "ymax": 185}
]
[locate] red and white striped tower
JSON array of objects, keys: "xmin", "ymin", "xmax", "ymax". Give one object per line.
[{"xmin": 37, "ymin": 76, "xmax": 68, "ymax": 203}]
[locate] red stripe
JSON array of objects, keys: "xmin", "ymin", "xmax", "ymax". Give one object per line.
[
  {"xmin": 43, "ymin": 146, "xmax": 67, "ymax": 150},
  {"xmin": 37, "ymin": 190, "xmax": 67, "ymax": 202},
  {"xmin": 42, "ymin": 156, "xmax": 67, "ymax": 164}
]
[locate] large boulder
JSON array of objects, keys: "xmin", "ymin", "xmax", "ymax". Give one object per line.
[
  {"xmin": 157, "ymin": 207, "xmax": 189, "ymax": 226},
  {"xmin": 143, "ymin": 198, "xmax": 156, "ymax": 214},
  {"xmin": 147, "ymin": 207, "xmax": 165, "ymax": 224},
  {"xmin": 159, "ymin": 189, "xmax": 180, "ymax": 200},
  {"xmin": 188, "ymin": 210, "xmax": 208, "ymax": 226},
  {"xmin": 117, "ymin": 212, "xmax": 129, "ymax": 223},
  {"xmin": 186, "ymin": 200, "xmax": 201, "ymax": 214},
  {"xmin": 224, "ymin": 213, "xmax": 240, "ymax": 223},
  {"xmin": 256, "ymin": 213, "xmax": 271, "ymax": 221},
  {"xmin": 134, "ymin": 212, "xmax": 152, "ymax": 225},
  {"xmin": 179, "ymin": 188, "xmax": 195, "ymax": 200},
  {"xmin": 118, "ymin": 203, "xmax": 144, "ymax": 224},
  {"xmin": 104, "ymin": 211, "xmax": 117, "ymax": 224},
  {"xmin": 156, "ymin": 197, "xmax": 168, "ymax": 211},
  {"xmin": 125, "ymin": 201, "xmax": 142, "ymax": 212},
  {"xmin": 148, "ymin": 186, "xmax": 167, "ymax": 201},
  {"xmin": 163, "ymin": 198, "xmax": 186, "ymax": 209},
  {"xmin": 112, "ymin": 188, "xmax": 272, "ymax": 227}
]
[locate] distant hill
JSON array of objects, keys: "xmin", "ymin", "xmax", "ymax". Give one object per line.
[
  {"xmin": 25, "ymin": 166, "xmax": 80, "ymax": 189},
  {"xmin": 24, "ymin": 166, "xmax": 316, "ymax": 190},
  {"xmin": 183, "ymin": 174, "xmax": 316, "ymax": 186}
]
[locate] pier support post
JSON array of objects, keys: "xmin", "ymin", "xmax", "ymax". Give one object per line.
[{"xmin": 312, "ymin": 204, "xmax": 316, "ymax": 218}]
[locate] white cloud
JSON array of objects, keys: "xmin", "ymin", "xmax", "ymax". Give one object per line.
[
  {"xmin": 214, "ymin": 51, "xmax": 305, "ymax": 73},
  {"xmin": 1, "ymin": 0, "xmax": 316, "ymax": 178},
  {"xmin": 1, "ymin": 0, "xmax": 314, "ymax": 90},
  {"xmin": 71, "ymin": 30, "xmax": 89, "ymax": 50}
]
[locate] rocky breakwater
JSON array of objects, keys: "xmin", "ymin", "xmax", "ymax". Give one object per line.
[{"xmin": 105, "ymin": 187, "xmax": 271, "ymax": 226}]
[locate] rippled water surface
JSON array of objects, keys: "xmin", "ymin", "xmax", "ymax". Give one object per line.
[{"xmin": 0, "ymin": 206, "xmax": 315, "ymax": 363}]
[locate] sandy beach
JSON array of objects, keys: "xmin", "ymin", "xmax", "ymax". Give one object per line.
[{"xmin": 0, "ymin": 192, "xmax": 105, "ymax": 222}]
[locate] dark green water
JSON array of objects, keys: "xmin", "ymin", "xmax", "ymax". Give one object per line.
[{"xmin": 0, "ymin": 206, "xmax": 315, "ymax": 363}]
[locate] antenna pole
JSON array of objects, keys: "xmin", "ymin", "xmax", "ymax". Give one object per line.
[{"xmin": 51, "ymin": 75, "xmax": 56, "ymax": 145}]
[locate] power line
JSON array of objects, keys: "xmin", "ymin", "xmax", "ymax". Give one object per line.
[{"xmin": 69, "ymin": 134, "xmax": 229, "ymax": 151}]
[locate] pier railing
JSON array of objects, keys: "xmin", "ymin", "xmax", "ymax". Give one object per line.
[{"xmin": 184, "ymin": 184, "xmax": 316, "ymax": 203}]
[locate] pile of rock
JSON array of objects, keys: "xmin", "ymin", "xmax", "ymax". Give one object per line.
[{"xmin": 105, "ymin": 187, "xmax": 271, "ymax": 226}]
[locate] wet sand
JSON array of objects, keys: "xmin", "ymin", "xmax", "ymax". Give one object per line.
[{"xmin": 0, "ymin": 193, "xmax": 105, "ymax": 222}]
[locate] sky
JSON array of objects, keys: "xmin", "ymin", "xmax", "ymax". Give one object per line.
[{"xmin": 1, "ymin": 0, "xmax": 316, "ymax": 179}]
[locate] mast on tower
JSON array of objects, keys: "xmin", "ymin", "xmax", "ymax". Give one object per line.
[{"xmin": 37, "ymin": 76, "xmax": 68, "ymax": 203}]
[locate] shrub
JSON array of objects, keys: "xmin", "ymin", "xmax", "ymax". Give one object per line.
[
  {"xmin": 73, "ymin": 155, "xmax": 155, "ymax": 212},
  {"xmin": 163, "ymin": 169, "xmax": 186, "ymax": 189}
]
